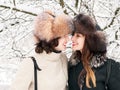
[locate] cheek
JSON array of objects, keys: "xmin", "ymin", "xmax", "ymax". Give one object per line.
[
  {"xmin": 73, "ymin": 38, "xmax": 85, "ymax": 50},
  {"xmin": 79, "ymin": 39, "xmax": 85, "ymax": 48},
  {"xmin": 58, "ymin": 42, "xmax": 66, "ymax": 50},
  {"xmin": 58, "ymin": 39, "xmax": 66, "ymax": 47},
  {"xmin": 61, "ymin": 38, "xmax": 67, "ymax": 44}
]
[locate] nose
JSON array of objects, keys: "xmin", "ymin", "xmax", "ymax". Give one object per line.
[{"xmin": 71, "ymin": 35, "xmax": 75, "ymax": 42}]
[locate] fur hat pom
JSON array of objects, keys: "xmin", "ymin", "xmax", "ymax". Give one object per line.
[
  {"xmin": 53, "ymin": 14, "xmax": 73, "ymax": 38},
  {"xmin": 34, "ymin": 11, "xmax": 55, "ymax": 42},
  {"xmin": 33, "ymin": 10, "xmax": 73, "ymax": 43}
]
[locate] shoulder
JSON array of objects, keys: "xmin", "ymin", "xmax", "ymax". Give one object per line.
[
  {"xmin": 110, "ymin": 58, "xmax": 120, "ymax": 70},
  {"xmin": 21, "ymin": 57, "xmax": 33, "ymax": 65},
  {"xmin": 106, "ymin": 58, "xmax": 120, "ymax": 89},
  {"xmin": 60, "ymin": 53, "xmax": 68, "ymax": 64},
  {"xmin": 106, "ymin": 58, "xmax": 120, "ymax": 78},
  {"xmin": 60, "ymin": 53, "xmax": 68, "ymax": 60},
  {"xmin": 107, "ymin": 58, "xmax": 120, "ymax": 68},
  {"xmin": 10, "ymin": 57, "xmax": 34, "ymax": 90},
  {"xmin": 102, "ymin": 58, "xmax": 120, "ymax": 73},
  {"xmin": 15, "ymin": 57, "xmax": 35, "ymax": 78},
  {"xmin": 18, "ymin": 57, "xmax": 34, "ymax": 70}
]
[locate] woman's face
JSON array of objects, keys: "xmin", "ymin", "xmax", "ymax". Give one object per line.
[
  {"xmin": 71, "ymin": 33, "xmax": 85, "ymax": 52},
  {"xmin": 55, "ymin": 35, "xmax": 69, "ymax": 51}
]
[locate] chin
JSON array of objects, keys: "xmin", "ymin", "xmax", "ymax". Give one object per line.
[
  {"xmin": 72, "ymin": 47, "xmax": 78, "ymax": 51},
  {"xmin": 57, "ymin": 47, "xmax": 66, "ymax": 51},
  {"xmin": 62, "ymin": 48, "xmax": 66, "ymax": 51},
  {"xmin": 62, "ymin": 47, "xmax": 66, "ymax": 51}
]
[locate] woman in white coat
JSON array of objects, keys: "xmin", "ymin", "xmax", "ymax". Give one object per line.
[{"xmin": 10, "ymin": 11, "xmax": 73, "ymax": 90}]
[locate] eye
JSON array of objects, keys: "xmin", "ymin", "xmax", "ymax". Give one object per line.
[{"xmin": 76, "ymin": 33, "xmax": 82, "ymax": 37}]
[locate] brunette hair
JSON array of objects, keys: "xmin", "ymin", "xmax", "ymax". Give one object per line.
[
  {"xmin": 35, "ymin": 37, "xmax": 60, "ymax": 54},
  {"xmin": 73, "ymin": 13, "xmax": 107, "ymax": 88}
]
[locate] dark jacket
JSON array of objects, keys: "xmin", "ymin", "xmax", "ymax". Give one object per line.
[{"xmin": 68, "ymin": 58, "xmax": 120, "ymax": 90}]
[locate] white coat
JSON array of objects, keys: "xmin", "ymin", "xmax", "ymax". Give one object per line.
[{"xmin": 10, "ymin": 51, "xmax": 68, "ymax": 90}]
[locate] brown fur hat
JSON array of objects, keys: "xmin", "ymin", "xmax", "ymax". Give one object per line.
[{"xmin": 34, "ymin": 10, "xmax": 73, "ymax": 42}]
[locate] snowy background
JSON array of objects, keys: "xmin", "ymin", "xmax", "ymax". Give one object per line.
[{"xmin": 0, "ymin": 0, "xmax": 120, "ymax": 89}]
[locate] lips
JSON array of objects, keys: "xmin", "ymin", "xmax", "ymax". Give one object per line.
[
  {"xmin": 63, "ymin": 43, "xmax": 66, "ymax": 47},
  {"xmin": 72, "ymin": 42, "xmax": 78, "ymax": 46},
  {"xmin": 63, "ymin": 45, "xmax": 66, "ymax": 47}
]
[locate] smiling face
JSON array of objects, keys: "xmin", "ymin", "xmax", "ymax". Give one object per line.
[
  {"xmin": 71, "ymin": 33, "xmax": 85, "ymax": 52},
  {"xmin": 55, "ymin": 35, "xmax": 69, "ymax": 51}
]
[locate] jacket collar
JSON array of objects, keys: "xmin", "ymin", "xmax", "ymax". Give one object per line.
[
  {"xmin": 90, "ymin": 54, "xmax": 106, "ymax": 68},
  {"xmin": 69, "ymin": 52, "xmax": 106, "ymax": 68},
  {"xmin": 34, "ymin": 51, "xmax": 61, "ymax": 62}
]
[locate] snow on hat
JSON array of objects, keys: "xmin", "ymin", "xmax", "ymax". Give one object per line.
[{"xmin": 34, "ymin": 10, "xmax": 73, "ymax": 42}]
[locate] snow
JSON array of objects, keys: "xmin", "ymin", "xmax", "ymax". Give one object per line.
[{"xmin": 0, "ymin": 0, "xmax": 120, "ymax": 89}]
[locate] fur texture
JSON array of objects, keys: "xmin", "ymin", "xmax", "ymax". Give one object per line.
[{"xmin": 34, "ymin": 11, "xmax": 73, "ymax": 42}]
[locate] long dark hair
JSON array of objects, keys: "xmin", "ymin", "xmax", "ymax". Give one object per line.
[{"xmin": 73, "ymin": 13, "xmax": 107, "ymax": 88}]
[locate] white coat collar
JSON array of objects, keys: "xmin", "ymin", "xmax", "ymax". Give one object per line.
[{"xmin": 34, "ymin": 51, "xmax": 62, "ymax": 62}]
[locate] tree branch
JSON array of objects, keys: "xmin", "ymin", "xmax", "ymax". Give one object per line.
[
  {"xmin": 13, "ymin": 0, "xmax": 16, "ymax": 6},
  {"xmin": 75, "ymin": 0, "xmax": 79, "ymax": 8},
  {"xmin": 54, "ymin": 0, "xmax": 78, "ymax": 15},
  {"xmin": 0, "ymin": 4, "xmax": 37, "ymax": 16},
  {"xmin": 58, "ymin": 0, "xmax": 68, "ymax": 14},
  {"xmin": 64, "ymin": 2, "xmax": 78, "ymax": 15},
  {"xmin": 59, "ymin": 0, "xmax": 64, "ymax": 8},
  {"xmin": 103, "ymin": 7, "xmax": 120, "ymax": 30}
]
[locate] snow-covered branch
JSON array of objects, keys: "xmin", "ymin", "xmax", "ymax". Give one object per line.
[
  {"xmin": 104, "ymin": 7, "xmax": 120, "ymax": 30},
  {"xmin": 0, "ymin": 4, "xmax": 37, "ymax": 16}
]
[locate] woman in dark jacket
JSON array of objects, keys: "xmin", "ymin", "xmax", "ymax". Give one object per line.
[{"xmin": 68, "ymin": 13, "xmax": 120, "ymax": 90}]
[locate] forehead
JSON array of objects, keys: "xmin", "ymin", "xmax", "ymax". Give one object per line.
[{"xmin": 72, "ymin": 30, "xmax": 84, "ymax": 35}]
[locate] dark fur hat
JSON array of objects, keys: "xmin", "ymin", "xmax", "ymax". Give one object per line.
[
  {"xmin": 69, "ymin": 13, "xmax": 107, "ymax": 66},
  {"xmin": 73, "ymin": 13, "xmax": 107, "ymax": 54}
]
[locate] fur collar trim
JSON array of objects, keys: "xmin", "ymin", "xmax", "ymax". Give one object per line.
[
  {"xmin": 90, "ymin": 54, "xmax": 106, "ymax": 68},
  {"xmin": 69, "ymin": 52, "xmax": 106, "ymax": 68}
]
